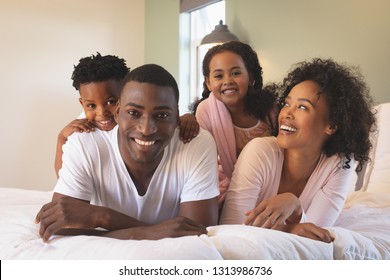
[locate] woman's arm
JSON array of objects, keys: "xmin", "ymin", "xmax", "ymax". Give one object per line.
[{"xmin": 220, "ymin": 138, "xmax": 274, "ymax": 224}]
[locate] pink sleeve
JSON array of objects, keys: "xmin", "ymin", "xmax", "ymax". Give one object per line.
[
  {"xmin": 300, "ymin": 156, "xmax": 356, "ymax": 227},
  {"xmin": 195, "ymin": 95, "xmax": 236, "ymax": 179}
]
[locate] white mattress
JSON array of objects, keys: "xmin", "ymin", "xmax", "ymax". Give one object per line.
[{"xmin": 0, "ymin": 187, "xmax": 389, "ymax": 260}]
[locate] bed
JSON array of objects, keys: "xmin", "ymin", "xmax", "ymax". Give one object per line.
[{"xmin": 1, "ymin": 103, "xmax": 389, "ymax": 260}]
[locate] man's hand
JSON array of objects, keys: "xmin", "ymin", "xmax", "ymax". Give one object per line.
[{"xmin": 35, "ymin": 195, "xmax": 98, "ymax": 242}]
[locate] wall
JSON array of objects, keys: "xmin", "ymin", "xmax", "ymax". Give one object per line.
[
  {"xmin": 226, "ymin": 0, "xmax": 390, "ymax": 104},
  {"xmin": 3, "ymin": 0, "xmax": 388, "ymax": 190},
  {"xmin": 145, "ymin": 0, "xmax": 180, "ymax": 77},
  {"xmin": 144, "ymin": 0, "xmax": 184, "ymax": 110},
  {"xmin": 0, "ymin": 0, "xmax": 145, "ymax": 190}
]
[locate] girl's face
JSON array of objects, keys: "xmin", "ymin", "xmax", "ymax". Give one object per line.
[
  {"xmin": 277, "ymin": 80, "xmax": 336, "ymax": 152},
  {"xmin": 79, "ymin": 80, "xmax": 120, "ymax": 131},
  {"xmin": 205, "ymin": 51, "xmax": 251, "ymax": 110}
]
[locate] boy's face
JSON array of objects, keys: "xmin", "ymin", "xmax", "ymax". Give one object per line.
[
  {"xmin": 79, "ymin": 80, "xmax": 120, "ymax": 131},
  {"xmin": 115, "ymin": 81, "xmax": 180, "ymax": 169}
]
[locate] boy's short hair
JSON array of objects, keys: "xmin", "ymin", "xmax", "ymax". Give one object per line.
[
  {"xmin": 121, "ymin": 64, "xmax": 179, "ymax": 103},
  {"xmin": 71, "ymin": 52, "xmax": 129, "ymax": 90}
]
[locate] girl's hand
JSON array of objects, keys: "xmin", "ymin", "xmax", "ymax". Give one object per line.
[
  {"xmin": 244, "ymin": 193, "xmax": 302, "ymax": 228},
  {"xmin": 178, "ymin": 114, "xmax": 199, "ymax": 143}
]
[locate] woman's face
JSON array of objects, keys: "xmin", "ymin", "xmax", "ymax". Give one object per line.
[
  {"xmin": 205, "ymin": 51, "xmax": 251, "ymax": 110},
  {"xmin": 277, "ymin": 80, "xmax": 336, "ymax": 152}
]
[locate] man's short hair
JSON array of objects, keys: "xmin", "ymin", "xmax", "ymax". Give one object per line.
[{"xmin": 121, "ymin": 64, "xmax": 179, "ymax": 103}]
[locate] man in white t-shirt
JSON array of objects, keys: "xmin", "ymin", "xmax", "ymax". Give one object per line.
[{"xmin": 36, "ymin": 64, "xmax": 219, "ymax": 242}]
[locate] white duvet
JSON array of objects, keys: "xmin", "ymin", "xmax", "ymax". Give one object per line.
[{"xmin": 0, "ymin": 187, "xmax": 389, "ymax": 260}]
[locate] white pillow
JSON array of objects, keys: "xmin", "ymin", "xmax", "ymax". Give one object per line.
[
  {"xmin": 207, "ymin": 225, "xmax": 332, "ymax": 259},
  {"xmin": 0, "ymin": 188, "xmax": 223, "ymax": 260},
  {"xmin": 360, "ymin": 103, "xmax": 390, "ymax": 192}
]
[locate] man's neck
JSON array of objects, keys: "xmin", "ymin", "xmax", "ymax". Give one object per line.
[{"xmin": 127, "ymin": 167, "xmax": 156, "ymax": 196}]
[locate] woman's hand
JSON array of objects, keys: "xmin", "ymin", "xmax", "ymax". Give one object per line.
[
  {"xmin": 244, "ymin": 193, "xmax": 302, "ymax": 228},
  {"xmin": 277, "ymin": 222, "xmax": 335, "ymax": 243}
]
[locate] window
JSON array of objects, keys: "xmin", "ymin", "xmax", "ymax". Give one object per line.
[{"xmin": 179, "ymin": 0, "xmax": 225, "ymax": 113}]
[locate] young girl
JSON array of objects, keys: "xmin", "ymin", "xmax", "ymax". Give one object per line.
[
  {"xmin": 192, "ymin": 41, "xmax": 278, "ymax": 208},
  {"xmin": 220, "ymin": 58, "xmax": 376, "ymax": 242},
  {"xmin": 55, "ymin": 53, "xmax": 199, "ymax": 177}
]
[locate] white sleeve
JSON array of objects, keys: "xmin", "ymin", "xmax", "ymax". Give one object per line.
[
  {"xmin": 77, "ymin": 111, "xmax": 86, "ymax": 119},
  {"xmin": 54, "ymin": 133, "xmax": 94, "ymax": 201},
  {"xmin": 180, "ymin": 129, "xmax": 220, "ymax": 202}
]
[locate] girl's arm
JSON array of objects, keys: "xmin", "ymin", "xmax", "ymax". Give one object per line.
[{"xmin": 178, "ymin": 113, "xmax": 199, "ymax": 143}]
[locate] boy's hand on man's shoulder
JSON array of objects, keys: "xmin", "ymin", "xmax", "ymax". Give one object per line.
[{"xmin": 59, "ymin": 118, "xmax": 96, "ymax": 140}]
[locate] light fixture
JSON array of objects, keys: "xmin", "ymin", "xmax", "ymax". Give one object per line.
[{"xmin": 200, "ymin": 20, "xmax": 239, "ymax": 45}]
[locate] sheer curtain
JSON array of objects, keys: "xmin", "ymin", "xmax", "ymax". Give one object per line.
[{"xmin": 179, "ymin": 0, "xmax": 225, "ymax": 112}]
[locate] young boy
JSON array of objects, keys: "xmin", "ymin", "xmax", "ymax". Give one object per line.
[{"xmin": 55, "ymin": 53, "xmax": 199, "ymax": 177}]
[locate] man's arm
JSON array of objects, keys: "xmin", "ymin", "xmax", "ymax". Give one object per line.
[
  {"xmin": 179, "ymin": 197, "xmax": 218, "ymax": 227},
  {"xmin": 35, "ymin": 193, "xmax": 210, "ymax": 242},
  {"xmin": 100, "ymin": 216, "xmax": 208, "ymax": 240},
  {"xmin": 35, "ymin": 193, "xmax": 146, "ymax": 242}
]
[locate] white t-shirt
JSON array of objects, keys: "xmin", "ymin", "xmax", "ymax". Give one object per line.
[
  {"xmin": 55, "ymin": 126, "xmax": 219, "ymax": 225},
  {"xmin": 220, "ymin": 137, "xmax": 356, "ymax": 227}
]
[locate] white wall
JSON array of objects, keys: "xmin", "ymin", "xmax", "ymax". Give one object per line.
[
  {"xmin": 226, "ymin": 0, "xmax": 390, "ymax": 104},
  {"xmin": 0, "ymin": 0, "xmax": 145, "ymax": 190}
]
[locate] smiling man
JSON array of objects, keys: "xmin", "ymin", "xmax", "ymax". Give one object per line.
[{"xmin": 36, "ymin": 64, "xmax": 219, "ymax": 242}]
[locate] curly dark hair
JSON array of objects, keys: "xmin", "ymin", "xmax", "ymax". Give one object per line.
[
  {"xmin": 276, "ymin": 58, "xmax": 376, "ymax": 171},
  {"xmin": 190, "ymin": 41, "xmax": 277, "ymax": 125},
  {"xmin": 71, "ymin": 52, "xmax": 129, "ymax": 90}
]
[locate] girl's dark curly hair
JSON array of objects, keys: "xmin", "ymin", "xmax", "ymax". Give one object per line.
[
  {"xmin": 71, "ymin": 52, "xmax": 129, "ymax": 90},
  {"xmin": 276, "ymin": 58, "xmax": 376, "ymax": 171},
  {"xmin": 190, "ymin": 41, "xmax": 277, "ymax": 125}
]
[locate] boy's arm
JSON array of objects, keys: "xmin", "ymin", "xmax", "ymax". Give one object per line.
[
  {"xmin": 54, "ymin": 134, "xmax": 66, "ymax": 178},
  {"xmin": 54, "ymin": 119, "xmax": 95, "ymax": 177}
]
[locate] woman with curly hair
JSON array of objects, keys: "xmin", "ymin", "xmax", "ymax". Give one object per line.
[
  {"xmin": 220, "ymin": 58, "xmax": 376, "ymax": 243},
  {"xmin": 191, "ymin": 41, "xmax": 279, "ymax": 209}
]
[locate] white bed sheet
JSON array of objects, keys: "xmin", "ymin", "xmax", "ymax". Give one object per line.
[{"xmin": 0, "ymin": 187, "xmax": 389, "ymax": 260}]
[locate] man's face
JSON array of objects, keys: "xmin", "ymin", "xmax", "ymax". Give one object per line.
[{"xmin": 115, "ymin": 81, "xmax": 179, "ymax": 169}]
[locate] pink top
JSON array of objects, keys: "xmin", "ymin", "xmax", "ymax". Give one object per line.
[
  {"xmin": 196, "ymin": 93, "xmax": 236, "ymax": 179},
  {"xmin": 233, "ymin": 121, "xmax": 273, "ymax": 155},
  {"xmin": 196, "ymin": 93, "xmax": 276, "ymax": 205},
  {"xmin": 220, "ymin": 137, "xmax": 356, "ymax": 227}
]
